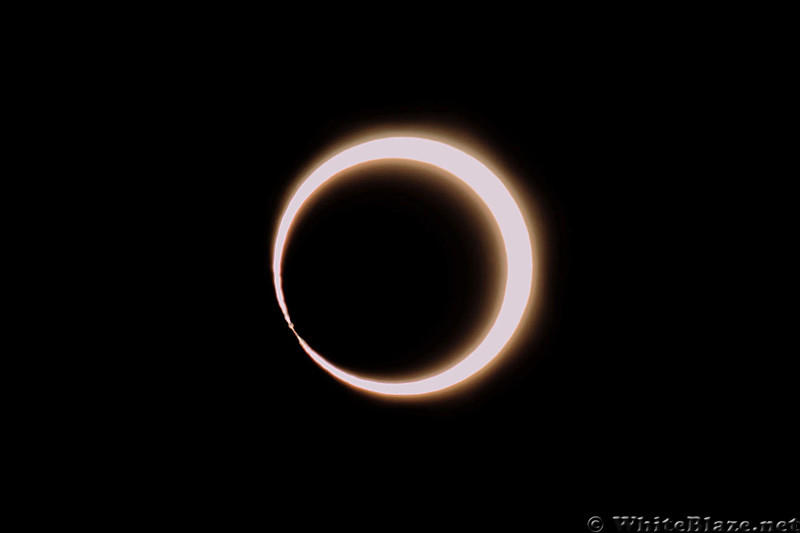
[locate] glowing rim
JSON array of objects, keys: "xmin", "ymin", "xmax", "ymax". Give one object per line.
[{"xmin": 273, "ymin": 137, "xmax": 533, "ymax": 396}]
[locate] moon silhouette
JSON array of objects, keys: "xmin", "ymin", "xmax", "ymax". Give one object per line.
[{"xmin": 273, "ymin": 136, "xmax": 535, "ymax": 396}]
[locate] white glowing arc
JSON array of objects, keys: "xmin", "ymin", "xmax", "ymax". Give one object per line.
[{"xmin": 273, "ymin": 137, "xmax": 533, "ymax": 396}]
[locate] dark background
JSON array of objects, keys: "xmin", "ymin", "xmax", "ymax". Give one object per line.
[{"xmin": 132, "ymin": 16, "xmax": 795, "ymax": 528}]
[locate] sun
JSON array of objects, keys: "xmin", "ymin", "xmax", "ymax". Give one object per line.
[{"xmin": 273, "ymin": 136, "xmax": 535, "ymax": 397}]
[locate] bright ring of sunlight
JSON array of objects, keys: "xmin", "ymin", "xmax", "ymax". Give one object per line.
[{"xmin": 273, "ymin": 137, "xmax": 534, "ymax": 396}]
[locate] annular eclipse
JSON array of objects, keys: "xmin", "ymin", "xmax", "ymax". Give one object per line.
[{"xmin": 273, "ymin": 135, "xmax": 536, "ymax": 397}]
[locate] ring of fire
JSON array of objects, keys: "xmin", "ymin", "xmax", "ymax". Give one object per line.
[{"xmin": 273, "ymin": 137, "xmax": 534, "ymax": 396}]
